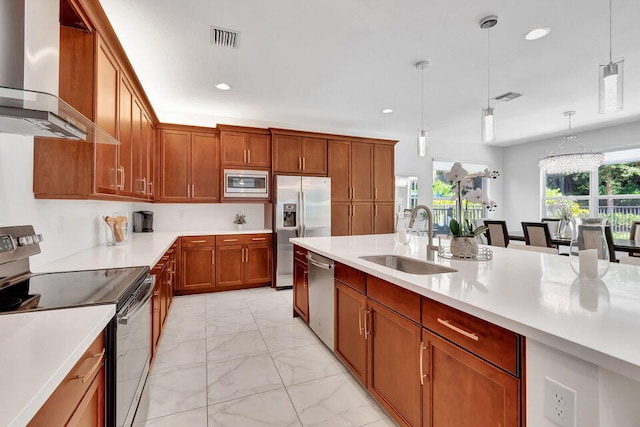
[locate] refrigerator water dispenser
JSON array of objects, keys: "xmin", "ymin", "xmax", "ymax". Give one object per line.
[{"xmin": 283, "ymin": 204, "xmax": 297, "ymax": 227}]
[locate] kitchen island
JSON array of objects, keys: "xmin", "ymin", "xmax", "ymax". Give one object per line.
[{"xmin": 291, "ymin": 233, "xmax": 640, "ymax": 427}]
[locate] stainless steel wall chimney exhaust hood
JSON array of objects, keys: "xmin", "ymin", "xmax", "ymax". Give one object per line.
[{"xmin": 0, "ymin": 0, "xmax": 117, "ymax": 145}]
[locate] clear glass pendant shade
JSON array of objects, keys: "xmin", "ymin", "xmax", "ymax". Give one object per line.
[
  {"xmin": 417, "ymin": 129, "xmax": 427, "ymax": 157},
  {"xmin": 599, "ymin": 59, "xmax": 624, "ymax": 113},
  {"xmin": 481, "ymin": 107, "xmax": 495, "ymax": 142}
]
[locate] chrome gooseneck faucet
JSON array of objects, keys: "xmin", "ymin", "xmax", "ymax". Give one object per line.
[{"xmin": 408, "ymin": 205, "xmax": 438, "ymax": 261}]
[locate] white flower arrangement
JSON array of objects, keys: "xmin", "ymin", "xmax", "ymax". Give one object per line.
[{"xmin": 445, "ymin": 162, "xmax": 499, "ymax": 237}]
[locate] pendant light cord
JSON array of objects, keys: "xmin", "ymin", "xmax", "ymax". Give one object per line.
[{"xmin": 487, "ymin": 28, "xmax": 491, "ymax": 108}]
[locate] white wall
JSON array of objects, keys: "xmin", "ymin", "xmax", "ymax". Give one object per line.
[{"xmin": 502, "ymin": 121, "xmax": 640, "ymax": 228}]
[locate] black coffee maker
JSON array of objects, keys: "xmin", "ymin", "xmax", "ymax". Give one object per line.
[{"xmin": 132, "ymin": 211, "xmax": 154, "ymax": 232}]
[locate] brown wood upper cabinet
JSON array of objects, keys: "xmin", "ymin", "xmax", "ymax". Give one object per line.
[
  {"xmin": 272, "ymin": 133, "xmax": 328, "ymax": 176},
  {"xmin": 159, "ymin": 127, "xmax": 220, "ymax": 203},
  {"xmin": 220, "ymin": 126, "xmax": 271, "ymax": 169}
]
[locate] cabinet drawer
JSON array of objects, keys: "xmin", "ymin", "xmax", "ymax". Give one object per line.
[
  {"xmin": 422, "ymin": 298, "xmax": 520, "ymax": 376},
  {"xmin": 182, "ymin": 235, "xmax": 215, "ymax": 247},
  {"xmin": 366, "ymin": 276, "xmax": 421, "ymax": 323},
  {"xmin": 28, "ymin": 333, "xmax": 105, "ymax": 426},
  {"xmin": 294, "ymin": 245, "xmax": 308, "ymax": 262},
  {"xmin": 334, "ymin": 262, "xmax": 366, "ymax": 294},
  {"xmin": 215, "ymin": 233, "xmax": 272, "ymax": 246}
]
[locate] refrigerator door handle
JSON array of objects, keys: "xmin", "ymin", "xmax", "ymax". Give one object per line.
[{"xmin": 301, "ymin": 191, "xmax": 306, "ymax": 237}]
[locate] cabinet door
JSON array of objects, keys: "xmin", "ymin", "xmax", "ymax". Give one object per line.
[
  {"xmin": 273, "ymin": 134, "xmax": 301, "ymax": 173},
  {"xmin": 247, "ymin": 133, "xmax": 271, "ymax": 168},
  {"xmin": 351, "ymin": 202, "xmax": 374, "ymax": 236},
  {"xmin": 245, "ymin": 244, "xmax": 272, "ymax": 284},
  {"xmin": 335, "ymin": 282, "xmax": 367, "ymax": 385},
  {"xmin": 220, "ymin": 131, "xmax": 247, "ymax": 166},
  {"xmin": 142, "ymin": 113, "xmax": 155, "ymax": 199},
  {"xmin": 131, "ymin": 99, "xmax": 143, "ymax": 196},
  {"xmin": 159, "ymin": 266, "xmax": 168, "ymax": 326},
  {"xmin": 331, "ymin": 202, "xmax": 351, "ymax": 236},
  {"xmin": 293, "ymin": 259, "xmax": 309, "ymax": 322},
  {"xmin": 191, "ymin": 133, "xmax": 220, "ymax": 202},
  {"xmin": 118, "ymin": 77, "xmax": 134, "ymax": 197},
  {"xmin": 66, "ymin": 367, "xmax": 105, "ymax": 427},
  {"xmin": 301, "ymin": 137, "xmax": 328, "ymax": 175},
  {"xmin": 373, "ymin": 145, "xmax": 394, "ymax": 202},
  {"xmin": 160, "ymin": 130, "xmax": 190, "ymax": 202},
  {"xmin": 423, "ymin": 329, "xmax": 520, "ymax": 427},
  {"xmin": 215, "ymin": 245, "xmax": 244, "ymax": 287},
  {"xmin": 151, "ymin": 282, "xmax": 161, "ymax": 361},
  {"xmin": 181, "ymin": 247, "xmax": 216, "ymax": 291},
  {"xmin": 350, "ymin": 142, "xmax": 373, "ymax": 201},
  {"xmin": 374, "ymin": 203, "xmax": 395, "ymax": 234},
  {"xmin": 94, "ymin": 39, "xmax": 118, "ymax": 195},
  {"xmin": 328, "ymin": 140, "xmax": 350, "ymax": 201},
  {"xmin": 367, "ymin": 300, "xmax": 422, "ymax": 427}
]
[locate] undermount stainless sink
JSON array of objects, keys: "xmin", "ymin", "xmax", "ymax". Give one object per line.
[{"xmin": 359, "ymin": 255, "xmax": 457, "ymax": 275}]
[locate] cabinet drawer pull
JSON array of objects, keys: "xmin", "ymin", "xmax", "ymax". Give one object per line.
[
  {"xmin": 375, "ymin": 204, "xmax": 378, "ymax": 216},
  {"xmin": 241, "ymin": 248, "xmax": 245, "ymax": 263},
  {"xmin": 223, "ymin": 238, "xmax": 238, "ymax": 242},
  {"xmin": 302, "ymin": 157, "xmax": 306, "ymax": 170},
  {"xmin": 374, "ymin": 187, "xmax": 378, "ymax": 199},
  {"xmin": 212, "ymin": 249, "xmax": 215, "ymax": 264},
  {"xmin": 147, "ymin": 181, "xmax": 153, "ymax": 196},
  {"xmin": 243, "ymin": 149, "xmax": 247, "ymax": 163},
  {"xmin": 437, "ymin": 318, "xmax": 479, "ymax": 341},
  {"xmin": 252, "ymin": 237, "xmax": 266, "ymax": 241},
  {"xmin": 295, "ymin": 250, "xmax": 305, "ymax": 255},
  {"xmin": 192, "ymin": 184, "xmax": 195, "ymax": 198},
  {"xmin": 189, "ymin": 240, "xmax": 208, "ymax": 243},
  {"xmin": 358, "ymin": 307, "xmax": 364, "ymax": 336},
  {"xmin": 187, "ymin": 184, "xmax": 190, "ymax": 198},
  {"xmin": 247, "ymin": 149, "xmax": 251, "ymax": 164},
  {"xmin": 75, "ymin": 348, "xmax": 105, "ymax": 383},
  {"xmin": 141, "ymin": 177, "xmax": 147, "ymax": 195},
  {"xmin": 298, "ymin": 157, "xmax": 302, "ymax": 170},
  {"xmin": 419, "ymin": 341, "xmax": 428, "ymax": 385},
  {"xmin": 245, "ymin": 248, "xmax": 249, "ymax": 262}
]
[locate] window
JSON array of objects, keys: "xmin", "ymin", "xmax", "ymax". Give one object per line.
[
  {"xmin": 433, "ymin": 160, "xmax": 489, "ymax": 234},
  {"xmin": 542, "ymin": 148, "xmax": 640, "ymax": 237}
]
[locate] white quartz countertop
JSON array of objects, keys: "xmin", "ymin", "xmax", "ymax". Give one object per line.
[
  {"xmin": 291, "ymin": 234, "xmax": 640, "ymax": 381},
  {"xmin": 0, "ymin": 305, "xmax": 115, "ymax": 427},
  {"xmin": 34, "ymin": 229, "xmax": 272, "ymax": 273}
]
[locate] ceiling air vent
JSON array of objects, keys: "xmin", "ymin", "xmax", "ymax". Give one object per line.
[
  {"xmin": 210, "ymin": 26, "xmax": 241, "ymax": 49},
  {"xmin": 493, "ymin": 92, "xmax": 522, "ymax": 102}
]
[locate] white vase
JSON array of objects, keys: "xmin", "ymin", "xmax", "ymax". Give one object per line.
[
  {"xmin": 450, "ymin": 236, "xmax": 479, "ymax": 258},
  {"xmin": 235, "ymin": 224, "xmax": 243, "ymax": 230}
]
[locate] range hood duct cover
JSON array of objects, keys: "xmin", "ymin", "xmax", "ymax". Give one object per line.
[{"xmin": 0, "ymin": 0, "xmax": 117, "ymax": 144}]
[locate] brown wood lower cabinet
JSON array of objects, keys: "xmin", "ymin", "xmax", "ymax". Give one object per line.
[
  {"xmin": 181, "ymin": 245, "xmax": 216, "ymax": 292},
  {"xmin": 29, "ymin": 333, "xmax": 105, "ymax": 426},
  {"xmin": 215, "ymin": 234, "xmax": 272, "ymax": 290},
  {"xmin": 332, "ymin": 262, "xmax": 523, "ymax": 427},
  {"xmin": 151, "ymin": 240, "xmax": 179, "ymax": 365},
  {"xmin": 422, "ymin": 329, "xmax": 520, "ymax": 427},
  {"xmin": 293, "ymin": 257, "xmax": 309, "ymax": 323}
]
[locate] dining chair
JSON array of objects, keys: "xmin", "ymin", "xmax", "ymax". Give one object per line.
[
  {"xmin": 577, "ymin": 224, "xmax": 617, "ymax": 262},
  {"xmin": 507, "ymin": 243, "xmax": 559, "ymax": 255},
  {"xmin": 521, "ymin": 222, "xmax": 554, "ymax": 248},
  {"xmin": 619, "ymin": 256, "xmax": 640, "ymax": 266},
  {"xmin": 630, "ymin": 221, "xmax": 640, "ymax": 242},
  {"xmin": 483, "ymin": 220, "xmax": 509, "ymax": 248},
  {"xmin": 541, "ymin": 218, "xmax": 561, "ymax": 236}
]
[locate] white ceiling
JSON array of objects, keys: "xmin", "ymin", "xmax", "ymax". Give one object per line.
[{"xmin": 99, "ymin": 0, "xmax": 640, "ymax": 147}]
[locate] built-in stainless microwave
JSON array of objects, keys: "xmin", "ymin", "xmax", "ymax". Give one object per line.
[{"xmin": 224, "ymin": 169, "xmax": 269, "ymax": 198}]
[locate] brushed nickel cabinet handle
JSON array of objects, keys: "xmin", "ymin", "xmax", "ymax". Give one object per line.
[
  {"xmin": 212, "ymin": 249, "xmax": 215, "ymax": 264},
  {"xmin": 75, "ymin": 348, "xmax": 105, "ymax": 383},
  {"xmin": 147, "ymin": 181, "xmax": 153, "ymax": 196},
  {"xmin": 352, "ymin": 204, "xmax": 355, "ymax": 217},
  {"xmin": 187, "ymin": 184, "xmax": 190, "ymax": 198},
  {"xmin": 298, "ymin": 157, "xmax": 302, "ymax": 170},
  {"xmin": 420, "ymin": 341, "xmax": 428, "ymax": 385},
  {"xmin": 364, "ymin": 310, "xmax": 371, "ymax": 339},
  {"xmin": 252, "ymin": 237, "xmax": 266, "ymax": 241},
  {"xmin": 245, "ymin": 247, "xmax": 249, "ymax": 262},
  {"xmin": 303, "ymin": 270, "xmax": 308, "ymax": 289},
  {"xmin": 247, "ymin": 149, "xmax": 251, "ymax": 163},
  {"xmin": 358, "ymin": 306, "xmax": 364, "ymax": 336},
  {"xmin": 302, "ymin": 157, "xmax": 306, "ymax": 170},
  {"xmin": 223, "ymin": 238, "xmax": 239, "ymax": 242},
  {"xmin": 295, "ymin": 250, "xmax": 305, "ymax": 255},
  {"xmin": 375, "ymin": 204, "xmax": 378, "ymax": 216},
  {"xmin": 243, "ymin": 149, "xmax": 247, "ymax": 163},
  {"xmin": 141, "ymin": 177, "xmax": 147, "ymax": 195},
  {"xmin": 190, "ymin": 240, "xmax": 207, "ymax": 243},
  {"xmin": 191, "ymin": 184, "xmax": 195, "ymax": 198},
  {"xmin": 437, "ymin": 318, "xmax": 479, "ymax": 341}
]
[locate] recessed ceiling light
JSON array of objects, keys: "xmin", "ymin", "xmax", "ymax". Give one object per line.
[
  {"xmin": 382, "ymin": 108, "xmax": 393, "ymax": 114},
  {"xmin": 524, "ymin": 27, "xmax": 551, "ymax": 41},
  {"xmin": 215, "ymin": 83, "xmax": 231, "ymax": 91}
]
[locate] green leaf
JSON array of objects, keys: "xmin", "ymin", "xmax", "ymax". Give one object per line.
[
  {"xmin": 472, "ymin": 225, "xmax": 488, "ymax": 236},
  {"xmin": 449, "ymin": 219, "xmax": 461, "ymax": 236}
]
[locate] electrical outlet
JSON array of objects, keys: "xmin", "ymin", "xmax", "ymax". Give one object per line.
[
  {"xmin": 178, "ymin": 210, "xmax": 184, "ymax": 219},
  {"xmin": 544, "ymin": 377, "xmax": 576, "ymax": 427}
]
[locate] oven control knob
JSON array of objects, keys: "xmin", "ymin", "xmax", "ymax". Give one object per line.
[
  {"xmin": 33, "ymin": 234, "xmax": 43, "ymax": 243},
  {"xmin": 18, "ymin": 236, "xmax": 33, "ymax": 246}
]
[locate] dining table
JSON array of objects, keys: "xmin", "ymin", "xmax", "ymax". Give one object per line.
[{"xmin": 508, "ymin": 231, "xmax": 640, "ymax": 255}]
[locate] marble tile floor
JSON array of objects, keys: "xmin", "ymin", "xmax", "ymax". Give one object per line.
[{"xmin": 133, "ymin": 287, "xmax": 398, "ymax": 427}]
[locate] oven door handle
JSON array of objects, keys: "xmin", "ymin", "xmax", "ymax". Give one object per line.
[{"xmin": 117, "ymin": 286, "xmax": 153, "ymax": 325}]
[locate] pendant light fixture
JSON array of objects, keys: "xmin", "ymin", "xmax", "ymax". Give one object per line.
[
  {"xmin": 480, "ymin": 15, "xmax": 498, "ymax": 143},
  {"xmin": 539, "ymin": 111, "xmax": 604, "ymax": 174},
  {"xmin": 416, "ymin": 60, "xmax": 429, "ymax": 157},
  {"xmin": 599, "ymin": 0, "xmax": 623, "ymax": 113}
]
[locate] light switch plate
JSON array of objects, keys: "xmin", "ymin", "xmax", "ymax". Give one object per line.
[{"xmin": 544, "ymin": 376, "xmax": 577, "ymax": 427}]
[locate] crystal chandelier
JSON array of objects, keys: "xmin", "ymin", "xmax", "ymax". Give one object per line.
[
  {"xmin": 539, "ymin": 111, "xmax": 604, "ymax": 174},
  {"xmin": 416, "ymin": 60, "xmax": 429, "ymax": 157}
]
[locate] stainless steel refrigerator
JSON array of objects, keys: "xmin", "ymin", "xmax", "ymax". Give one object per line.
[{"xmin": 274, "ymin": 175, "xmax": 331, "ymax": 289}]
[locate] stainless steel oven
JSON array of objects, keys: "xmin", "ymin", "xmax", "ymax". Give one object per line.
[
  {"xmin": 224, "ymin": 169, "xmax": 269, "ymax": 198},
  {"xmin": 116, "ymin": 275, "xmax": 153, "ymax": 427}
]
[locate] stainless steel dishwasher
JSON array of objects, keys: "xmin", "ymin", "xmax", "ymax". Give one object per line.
[{"xmin": 306, "ymin": 252, "xmax": 334, "ymax": 351}]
